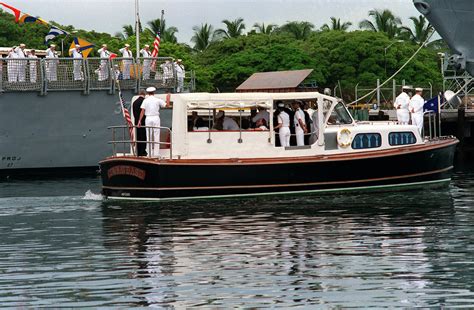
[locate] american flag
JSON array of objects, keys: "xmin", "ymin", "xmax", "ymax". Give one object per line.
[
  {"xmin": 118, "ymin": 90, "xmax": 135, "ymax": 142},
  {"xmin": 150, "ymin": 31, "xmax": 161, "ymax": 71},
  {"xmin": 151, "ymin": 31, "xmax": 161, "ymax": 57}
]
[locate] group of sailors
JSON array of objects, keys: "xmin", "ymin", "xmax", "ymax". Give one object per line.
[
  {"xmin": 1, "ymin": 43, "xmax": 185, "ymax": 89},
  {"xmin": 394, "ymin": 86, "xmax": 425, "ymax": 133},
  {"xmin": 188, "ymin": 100, "xmax": 316, "ymax": 148},
  {"xmin": 0, "ymin": 44, "xmax": 39, "ymax": 83}
]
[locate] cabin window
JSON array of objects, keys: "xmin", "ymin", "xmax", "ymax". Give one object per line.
[
  {"xmin": 352, "ymin": 133, "xmax": 382, "ymax": 149},
  {"xmin": 327, "ymin": 102, "xmax": 353, "ymax": 125},
  {"xmin": 389, "ymin": 132, "xmax": 417, "ymax": 146}
]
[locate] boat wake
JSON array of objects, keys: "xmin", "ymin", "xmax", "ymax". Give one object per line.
[{"xmin": 82, "ymin": 189, "xmax": 103, "ymax": 201}]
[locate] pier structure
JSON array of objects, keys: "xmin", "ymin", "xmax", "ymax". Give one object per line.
[{"xmin": 0, "ymin": 57, "xmax": 195, "ymax": 95}]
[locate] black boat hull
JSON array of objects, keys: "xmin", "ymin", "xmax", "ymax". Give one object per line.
[{"xmin": 100, "ymin": 138, "xmax": 458, "ymax": 201}]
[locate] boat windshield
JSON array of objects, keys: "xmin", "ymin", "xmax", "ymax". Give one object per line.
[{"xmin": 326, "ymin": 102, "xmax": 353, "ymax": 125}]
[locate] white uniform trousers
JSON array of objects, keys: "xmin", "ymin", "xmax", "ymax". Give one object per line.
[
  {"xmin": 411, "ymin": 112, "xmax": 424, "ymax": 134},
  {"xmin": 46, "ymin": 61, "xmax": 58, "ymax": 81},
  {"xmin": 145, "ymin": 116, "xmax": 161, "ymax": 157},
  {"xmin": 7, "ymin": 61, "xmax": 17, "ymax": 82},
  {"xmin": 98, "ymin": 60, "xmax": 109, "ymax": 81},
  {"xmin": 396, "ymin": 109, "xmax": 410, "ymax": 125},
  {"xmin": 73, "ymin": 60, "xmax": 83, "ymax": 81},
  {"xmin": 143, "ymin": 60, "xmax": 151, "ymax": 79},
  {"xmin": 295, "ymin": 126, "xmax": 305, "ymax": 146},
  {"xmin": 122, "ymin": 61, "xmax": 132, "ymax": 79},
  {"xmin": 17, "ymin": 61, "xmax": 26, "ymax": 82},
  {"xmin": 279, "ymin": 127, "xmax": 291, "ymax": 147},
  {"xmin": 29, "ymin": 63, "xmax": 37, "ymax": 83}
]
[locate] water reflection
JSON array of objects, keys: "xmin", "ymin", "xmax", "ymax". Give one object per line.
[{"xmin": 99, "ymin": 188, "xmax": 470, "ymax": 308}]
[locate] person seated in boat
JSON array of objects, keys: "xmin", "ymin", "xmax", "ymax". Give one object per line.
[
  {"xmin": 252, "ymin": 107, "xmax": 270, "ymax": 127},
  {"xmin": 214, "ymin": 110, "xmax": 239, "ymax": 130},
  {"xmin": 194, "ymin": 116, "xmax": 209, "ymax": 131},
  {"xmin": 189, "ymin": 111, "xmax": 204, "ymax": 131},
  {"xmin": 252, "ymin": 118, "xmax": 268, "ymax": 131}
]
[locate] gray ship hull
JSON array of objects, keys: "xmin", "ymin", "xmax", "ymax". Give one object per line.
[{"xmin": 0, "ymin": 91, "xmax": 130, "ymax": 176}]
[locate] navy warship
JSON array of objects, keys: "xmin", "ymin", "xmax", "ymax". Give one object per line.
[
  {"xmin": 414, "ymin": 0, "xmax": 474, "ymax": 75},
  {"xmin": 0, "ymin": 56, "xmax": 192, "ymax": 176}
]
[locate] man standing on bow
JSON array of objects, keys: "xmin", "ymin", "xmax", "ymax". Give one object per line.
[
  {"xmin": 409, "ymin": 87, "xmax": 425, "ymax": 135},
  {"xmin": 119, "ymin": 44, "xmax": 133, "ymax": 80},
  {"xmin": 97, "ymin": 44, "xmax": 110, "ymax": 81},
  {"xmin": 140, "ymin": 45, "xmax": 152, "ymax": 80},
  {"xmin": 394, "ymin": 85, "xmax": 411, "ymax": 125},
  {"xmin": 70, "ymin": 44, "xmax": 84, "ymax": 81},
  {"xmin": 138, "ymin": 87, "xmax": 169, "ymax": 157},
  {"xmin": 174, "ymin": 59, "xmax": 185, "ymax": 92},
  {"xmin": 14, "ymin": 43, "xmax": 26, "ymax": 82},
  {"xmin": 27, "ymin": 49, "xmax": 38, "ymax": 83},
  {"xmin": 45, "ymin": 44, "xmax": 59, "ymax": 82}
]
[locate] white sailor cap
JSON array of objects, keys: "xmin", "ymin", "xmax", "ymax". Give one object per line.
[
  {"xmin": 146, "ymin": 86, "xmax": 156, "ymax": 93},
  {"xmin": 402, "ymin": 85, "xmax": 411, "ymax": 90},
  {"xmin": 177, "ymin": 58, "xmax": 182, "ymax": 62},
  {"xmin": 125, "ymin": 44, "xmax": 130, "ymax": 47},
  {"xmin": 102, "ymin": 44, "xmax": 107, "ymax": 48},
  {"xmin": 415, "ymin": 87, "xmax": 423, "ymax": 92},
  {"xmin": 19, "ymin": 43, "xmax": 26, "ymax": 47},
  {"xmin": 277, "ymin": 102, "xmax": 285, "ymax": 108},
  {"xmin": 50, "ymin": 44, "xmax": 56, "ymax": 48},
  {"xmin": 144, "ymin": 44, "xmax": 150, "ymax": 48},
  {"xmin": 75, "ymin": 44, "xmax": 81, "ymax": 48}
]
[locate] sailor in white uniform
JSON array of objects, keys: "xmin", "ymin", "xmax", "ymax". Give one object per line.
[
  {"xmin": 97, "ymin": 44, "xmax": 110, "ymax": 81},
  {"xmin": 27, "ymin": 49, "xmax": 38, "ymax": 83},
  {"xmin": 292, "ymin": 100, "xmax": 307, "ymax": 146},
  {"xmin": 174, "ymin": 59, "xmax": 185, "ymax": 92},
  {"xmin": 409, "ymin": 87, "xmax": 425, "ymax": 135},
  {"xmin": 140, "ymin": 45, "xmax": 152, "ymax": 80},
  {"xmin": 70, "ymin": 44, "xmax": 84, "ymax": 81},
  {"xmin": 394, "ymin": 85, "xmax": 411, "ymax": 125},
  {"xmin": 14, "ymin": 43, "xmax": 26, "ymax": 82},
  {"xmin": 275, "ymin": 103, "xmax": 291, "ymax": 147},
  {"xmin": 119, "ymin": 44, "xmax": 133, "ymax": 80},
  {"xmin": 7, "ymin": 47, "xmax": 18, "ymax": 82},
  {"xmin": 138, "ymin": 87, "xmax": 168, "ymax": 157},
  {"xmin": 45, "ymin": 44, "xmax": 59, "ymax": 81}
]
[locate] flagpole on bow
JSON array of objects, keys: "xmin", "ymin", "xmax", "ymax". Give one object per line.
[{"xmin": 135, "ymin": 0, "xmax": 140, "ymax": 60}]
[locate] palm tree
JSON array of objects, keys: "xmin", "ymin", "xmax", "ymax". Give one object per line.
[
  {"xmin": 359, "ymin": 9, "xmax": 402, "ymax": 38},
  {"xmin": 279, "ymin": 21, "xmax": 314, "ymax": 40},
  {"xmin": 320, "ymin": 17, "xmax": 352, "ymax": 31},
  {"xmin": 400, "ymin": 15, "xmax": 434, "ymax": 45},
  {"xmin": 215, "ymin": 18, "xmax": 246, "ymax": 39},
  {"xmin": 122, "ymin": 24, "xmax": 135, "ymax": 38},
  {"xmin": 191, "ymin": 23, "xmax": 216, "ymax": 51},
  {"xmin": 253, "ymin": 22, "xmax": 277, "ymax": 35},
  {"xmin": 146, "ymin": 18, "xmax": 178, "ymax": 43}
]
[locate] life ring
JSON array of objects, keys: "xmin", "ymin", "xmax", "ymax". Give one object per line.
[{"xmin": 337, "ymin": 128, "xmax": 352, "ymax": 148}]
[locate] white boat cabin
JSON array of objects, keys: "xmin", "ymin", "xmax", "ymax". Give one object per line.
[{"xmin": 127, "ymin": 92, "xmax": 423, "ymax": 160}]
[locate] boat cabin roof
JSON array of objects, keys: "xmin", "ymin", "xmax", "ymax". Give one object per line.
[{"xmin": 153, "ymin": 92, "xmax": 337, "ymax": 109}]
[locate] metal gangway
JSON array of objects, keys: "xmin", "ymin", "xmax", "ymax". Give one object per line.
[{"xmin": 0, "ymin": 57, "xmax": 195, "ymax": 95}]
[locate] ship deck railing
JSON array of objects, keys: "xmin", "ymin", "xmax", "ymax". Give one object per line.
[
  {"xmin": 108, "ymin": 125, "xmax": 173, "ymax": 159},
  {"xmin": 0, "ymin": 57, "xmax": 195, "ymax": 95}
]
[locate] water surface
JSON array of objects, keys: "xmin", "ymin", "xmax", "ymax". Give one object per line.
[{"xmin": 0, "ymin": 163, "xmax": 473, "ymax": 307}]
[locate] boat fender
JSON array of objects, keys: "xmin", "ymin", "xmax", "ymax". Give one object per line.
[{"xmin": 337, "ymin": 128, "xmax": 352, "ymax": 148}]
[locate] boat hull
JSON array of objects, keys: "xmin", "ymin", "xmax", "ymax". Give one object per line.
[{"xmin": 100, "ymin": 138, "xmax": 458, "ymax": 201}]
